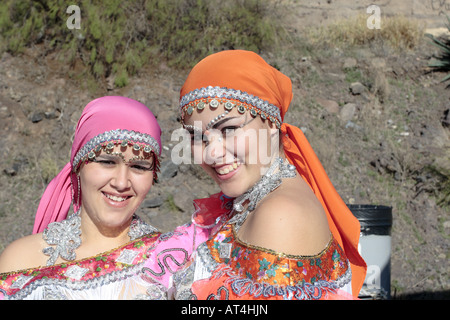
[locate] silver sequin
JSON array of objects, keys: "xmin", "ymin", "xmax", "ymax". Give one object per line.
[
  {"xmin": 229, "ymin": 157, "xmax": 297, "ymax": 231},
  {"xmin": 64, "ymin": 265, "xmax": 89, "ymax": 281},
  {"xmin": 43, "ymin": 213, "xmax": 82, "ymax": 266},
  {"xmin": 42, "ymin": 212, "xmax": 158, "ymax": 266}
]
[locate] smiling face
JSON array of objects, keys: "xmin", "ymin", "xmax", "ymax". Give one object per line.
[
  {"xmin": 183, "ymin": 103, "xmax": 280, "ymax": 198},
  {"xmin": 78, "ymin": 144, "xmax": 154, "ymax": 235}
]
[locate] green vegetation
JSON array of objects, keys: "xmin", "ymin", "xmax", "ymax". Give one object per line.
[
  {"xmin": 165, "ymin": 194, "xmax": 179, "ymax": 212},
  {"xmin": 426, "ymin": 16, "xmax": 450, "ymax": 85},
  {"xmin": 0, "ymin": 0, "xmax": 284, "ymax": 87}
]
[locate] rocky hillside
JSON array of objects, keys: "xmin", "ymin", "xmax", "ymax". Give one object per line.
[{"xmin": 0, "ymin": 0, "xmax": 448, "ymax": 299}]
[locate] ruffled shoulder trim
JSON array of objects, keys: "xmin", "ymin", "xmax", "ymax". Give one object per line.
[{"xmin": 191, "ymin": 192, "xmax": 234, "ymax": 227}]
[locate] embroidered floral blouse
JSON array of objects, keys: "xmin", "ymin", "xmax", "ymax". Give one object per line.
[
  {"xmin": 172, "ymin": 199, "xmax": 355, "ymax": 300},
  {"xmin": 0, "ymin": 217, "xmax": 214, "ymax": 300},
  {"xmin": 0, "ymin": 233, "xmax": 163, "ymax": 300}
]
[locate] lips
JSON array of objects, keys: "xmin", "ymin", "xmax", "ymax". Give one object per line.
[
  {"xmin": 102, "ymin": 192, "xmax": 132, "ymax": 207},
  {"xmin": 105, "ymin": 193, "xmax": 128, "ymax": 202},
  {"xmin": 214, "ymin": 160, "xmax": 241, "ymax": 175},
  {"xmin": 213, "ymin": 160, "xmax": 242, "ymax": 180}
]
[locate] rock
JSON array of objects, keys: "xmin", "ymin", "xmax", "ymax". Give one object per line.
[
  {"xmin": 160, "ymin": 160, "xmax": 178, "ymax": 180},
  {"xmin": 29, "ymin": 111, "xmax": 45, "ymax": 123},
  {"xmin": 443, "ymin": 220, "xmax": 450, "ymax": 230},
  {"xmin": 345, "ymin": 120, "xmax": 362, "ymax": 130},
  {"xmin": 370, "ymin": 153, "xmax": 402, "ymax": 177},
  {"xmin": 441, "ymin": 108, "xmax": 449, "ymax": 128},
  {"xmin": 0, "ymin": 106, "xmax": 11, "ymax": 119},
  {"xmin": 343, "ymin": 57, "xmax": 357, "ymax": 69},
  {"xmin": 6, "ymin": 156, "xmax": 30, "ymax": 176},
  {"xmin": 106, "ymin": 75, "xmax": 115, "ymax": 91},
  {"xmin": 350, "ymin": 82, "xmax": 366, "ymax": 95},
  {"xmin": 315, "ymin": 97, "xmax": 339, "ymax": 113},
  {"xmin": 371, "ymin": 57, "xmax": 386, "ymax": 70},
  {"xmin": 340, "ymin": 103, "xmax": 356, "ymax": 122},
  {"xmin": 172, "ymin": 187, "xmax": 193, "ymax": 212},
  {"xmin": 327, "ymin": 73, "xmax": 345, "ymax": 81},
  {"xmin": 3, "ymin": 167, "xmax": 16, "ymax": 176},
  {"xmin": 44, "ymin": 110, "xmax": 60, "ymax": 119},
  {"xmin": 142, "ymin": 196, "xmax": 164, "ymax": 208}
]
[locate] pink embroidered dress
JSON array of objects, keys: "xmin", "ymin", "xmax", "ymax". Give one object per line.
[{"xmin": 0, "ymin": 218, "xmax": 214, "ymax": 300}]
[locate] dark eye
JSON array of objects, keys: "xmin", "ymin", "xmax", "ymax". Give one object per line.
[
  {"xmin": 131, "ymin": 164, "xmax": 153, "ymax": 171},
  {"xmin": 129, "ymin": 160, "xmax": 154, "ymax": 172},
  {"xmin": 222, "ymin": 126, "xmax": 238, "ymax": 135},
  {"xmin": 191, "ymin": 132, "xmax": 206, "ymax": 142}
]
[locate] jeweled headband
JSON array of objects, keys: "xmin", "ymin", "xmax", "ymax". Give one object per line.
[
  {"xmin": 72, "ymin": 128, "xmax": 161, "ymax": 172},
  {"xmin": 180, "ymin": 85, "xmax": 282, "ymax": 129}
]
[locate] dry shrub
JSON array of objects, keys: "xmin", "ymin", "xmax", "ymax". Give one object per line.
[{"xmin": 307, "ymin": 14, "xmax": 424, "ymax": 51}]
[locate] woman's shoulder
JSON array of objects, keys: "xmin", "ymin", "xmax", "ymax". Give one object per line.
[
  {"xmin": 239, "ymin": 178, "xmax": 331, "ymax": 256},
  {"xmin": 0, "ymin": 233, "xmax": 47, "ymax": 274}
]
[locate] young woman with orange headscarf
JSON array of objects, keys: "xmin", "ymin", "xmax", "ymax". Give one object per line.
[{"xmin": 172, "ymin": 50, "xmax": 366, "ymax": 300}]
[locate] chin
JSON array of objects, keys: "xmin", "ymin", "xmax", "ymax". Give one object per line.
[
  {"xmin": 101, "ymin": 210, "xmax": 135, "ymax": 225},
  {"xmin": 217, "ymin": 181, "xmax": 249, "ymax": 198}
]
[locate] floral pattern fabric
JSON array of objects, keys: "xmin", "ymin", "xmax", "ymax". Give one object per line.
[
  {"xmin": 0, "ymin": 217, "xmax": 217, "ymax": 300},
  {"xmin": 173, "ymin": 222, "xmax": 354, "ymax": 300},
  {"xmin": 0, "ymin": 233, "xmax": 161, "ymax": 300},
  {"xmin": 208, "ymin": 224, "xmax": 349, "ymax": 288}
]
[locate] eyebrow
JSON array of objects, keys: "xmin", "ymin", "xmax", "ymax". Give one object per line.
[
  {"xmin": 96, "ymin": 154, "xmax": 153, "ymax": 165},
  {"xmin": 185, "ymin": 116, "xmax": 240, "ymax": 134},
  {"xmin": 128, "ymin": 159, "xmax": 154, "ymax": 166}
]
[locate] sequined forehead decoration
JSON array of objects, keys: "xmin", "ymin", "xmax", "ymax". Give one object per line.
[
  {"xmin": 180, "ymin": 86, "xmax": 282, "ymax": 129},
  {"xmin": 72, "ymin": 129, "xmax": 161, "ymax": 174}
]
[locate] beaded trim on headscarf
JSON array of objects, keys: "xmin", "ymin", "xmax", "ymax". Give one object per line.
[
  {"xmin": 180, "ymin": 86, "xmax": 282, "ymax": 129},
  {"xmin": 72, "ymin": 129, "xmax": 161, "ymax": 179}
]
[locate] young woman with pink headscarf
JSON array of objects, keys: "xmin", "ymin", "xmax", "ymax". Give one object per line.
[{"xmin": 0, "ymin": 96, "xmax": 212, "ymax": 300}]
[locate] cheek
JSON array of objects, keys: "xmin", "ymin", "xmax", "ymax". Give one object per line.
[
  {"xmin": 191, "ymin": 143, "xmax": 204, "ymax": 164},
  {"xmin": 134, "ymin": 173, "xmax": 154, "ymax": 195},
  {"xmin": 232, "ymin": 133, "xmax": 257, "ymax": 164},
  {"xmin": 235, "ymin": 138, "xmax": 248, "ymax": 160},
  {"xmin": 79, "ymin": 166, "xmax": 105, "ymax": 191},
  {"xmin": 233, "ymin": 128, "xmax": 277, "ymax": 165}
]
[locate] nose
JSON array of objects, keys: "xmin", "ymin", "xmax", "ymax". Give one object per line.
[
  {"xmin": 110, "ymin": 164, "xmax": 131, "ymax": 190},
  {"xmin": 204, "ymin": 131, "xmax": 225, "ymax": 165}
]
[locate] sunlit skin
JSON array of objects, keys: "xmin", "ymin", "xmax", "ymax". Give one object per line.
[
  {"xmin": 77, "ymin": 145, "xmax": 154, "ymax": 246},
  {"xmin": 183, "ymin": 104, "xmax": 331, "ymax": 256}
]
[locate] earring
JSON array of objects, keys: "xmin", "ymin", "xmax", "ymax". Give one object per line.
[{"xmin": 76, "ymin": 174, "xmax": 81, "ymax": 209}]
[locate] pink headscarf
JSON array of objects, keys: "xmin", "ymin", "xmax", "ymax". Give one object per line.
[{"xmin": 33, "ymin": 96, "xmax": 161, "ymax": 234}]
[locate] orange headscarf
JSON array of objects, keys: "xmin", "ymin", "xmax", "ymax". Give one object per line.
[{"xmin": 180, "ymin": 50, "xmax": 366, "ymax": 297}]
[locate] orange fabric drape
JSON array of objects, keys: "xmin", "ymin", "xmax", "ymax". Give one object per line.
[{"xmin": 281, "ymin": 123, "xmax": 366, "ymax": 296}]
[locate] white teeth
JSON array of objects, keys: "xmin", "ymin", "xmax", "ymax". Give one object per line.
[
  {"xmin": 105, "ymin": 194, "xmax": 127, "ymax": 202},
  {"xmin": 216, "ymin": 161, "xmax": 241, "ymax": 175}
]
